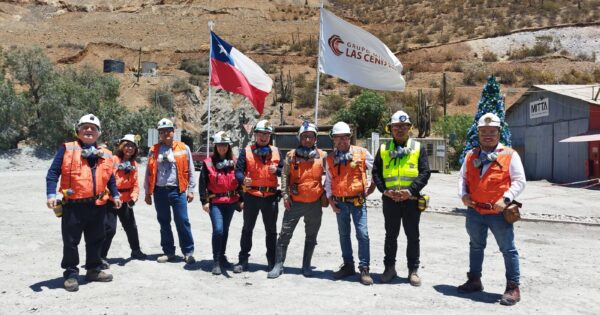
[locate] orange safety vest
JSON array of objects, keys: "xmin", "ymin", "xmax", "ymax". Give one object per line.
[
  {"xmin": 244, "ymin": 145, "xmax": 280, "ymax": 197},
  {"xmin": 326, "ymin": 145, "xmax": 367, "ymax": 198},
  {"xmin": 204, "ymin": 157, "xmax": 240, "ymax": 204},
  {"xmin": 466, "ymin": 147, "xmax": 514, "ymax": 215},
  {"xmin": 147, "ymin": 141, "xmax": 190, "ymax": 194},
  {"xmin": 60, "ymin": 141, "xmax": 114, "ymax": 206},
  {"xmin": 287, "ymin": 149, "xmax": 325, "ymax": 203},
  {"xmin": 111, "ymin": 155, "xmax": 139, "ymax": 203}
]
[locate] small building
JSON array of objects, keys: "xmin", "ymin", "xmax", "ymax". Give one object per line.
[
  {"xmin": 506, "ymin": 85, "xmax": 600, "ymax": 183},
  {"xmin": 141, "ymin": 61, "xmax": 158, "ymax": 76}
]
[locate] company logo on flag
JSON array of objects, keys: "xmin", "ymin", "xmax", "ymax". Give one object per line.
[
  {"xmin": 328, "ymin": 35, "xmax": 344, "ymax": 56},
  {"xmin": 319, "ymin": 8, "xmax": 405, "ymax": 91},
  {"xmin": 210, "ymin": 31, "xmax": 273, "ymax": 115}
]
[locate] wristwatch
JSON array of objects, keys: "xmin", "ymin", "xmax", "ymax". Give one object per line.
[{"xmin": 503, "ymin": 197, "xmax": 511, "ymax": 206}]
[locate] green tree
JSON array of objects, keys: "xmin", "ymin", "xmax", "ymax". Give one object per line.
[
  {"xmin": 432, "ymin": 114, "xmax": 472, "ymax": 169},
  {"xmin": 0, "ymin": 79, "xmax": 30, "ymax": 149},
  {"xmin": 5, "ymin": 47, "xmax": 54, "ymax": 105},
  {"xmin": 334, "ymin": 90, "xmax": 385, "ymax": 138},
  {"xmin": 33, "ymin": 66, "xmax": 122, "ymax": 148}
]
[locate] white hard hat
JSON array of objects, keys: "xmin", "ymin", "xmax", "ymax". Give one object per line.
[
  {"xmin": 477, "ymin": 113, "xmax": 502, "ymax": 128},
  {"xmin": 389, "ymin": 110, "xmax": 411, "ymax": 125},
  {"xmin": 331, "ymin": 121, "xmax": 351, "ymax": 136},
  {"xmin": 157, "ymin": 118, "xmax": 175, "ymax": 130},
  {"xmin": 119, "ymin": 134, "xmax": 139, "ymax": 146},
  {"xmin": 77, "ymin": 114, "xmax": 101, "ymax": 130},
  {"xmin": 211, "ymin": 131, "xmax": 232, "ymax": 144},
  {"xmin": 298, "ymin": 121, "xmax": 318, "ymax": 140},
  {"xmin": 254, "ymin": 120, "xmax": 273, "ymax": 133}
]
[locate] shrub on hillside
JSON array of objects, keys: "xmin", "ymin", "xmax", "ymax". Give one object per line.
[
  {"xmin": 294, "ymin": 81, "xmax": 315, "ymax": 108},
  {"xmin": 180, "ymin": 59, "xmax": 209, "ymax": 76},
  {"xmin": 172, "ymin": 78, "xmax": 192, "ymax": 93},
  {"xmin": 150, "ymin": 87, "xmax": 174, "ymax": 113},
  {"xmin": 456, "ymin": 93, "xmax": 470, "ymax": 106},
  {"xmin": 482, "ymin": 50, "xmax": 498, "ymax": 62},
  {"xmin": 321, "ymin": 94, "xmax": 346, "ymax": 116}
]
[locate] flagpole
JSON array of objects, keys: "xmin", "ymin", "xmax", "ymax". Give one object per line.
[
  {"xmin": 313, "ymin": 0, "xmax": 324, "ymax": 125},
  {"xmin": 206, "ymin": 20, "xmax": 214, "ymax": 157}
]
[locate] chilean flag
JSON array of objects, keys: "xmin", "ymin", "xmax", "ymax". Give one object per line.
[{"xmin": 210, "ymin": 32, "xmax": 273, "ymax": 115}]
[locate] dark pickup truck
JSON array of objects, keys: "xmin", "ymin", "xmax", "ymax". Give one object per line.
[{"xmin": 191, "ymin": 146, "xmax": 213, "ymax": 171}]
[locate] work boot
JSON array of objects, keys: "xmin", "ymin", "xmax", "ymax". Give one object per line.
[
  {"xmin": 157, "ymin": 254, "xmax": 176, "ymax": 263},
  {"xmin": 457, "ymin": 272, "xmax": 484, "ymax": 293},
  {"xmin": 233, "ymin": 258, "xmax": 248, "ymax": 273},
  {"xmin": 184, "ymin": 254, "xmax": 196, "ymax": 264},
  {"xmin": 131, "ymin": 249, "xmax": 147, "ymax": 260},
  {"xmin": 219, "ymin": 256, "xmax": 232, "ymax": 269},
  {"xmin": 100, "ymin": 258, "xmax": 110, "ymax": 270},
  {"xmin": 500, "ymin": 281, "xmax": 521, "ymax": 306},
  {"xmin": 301, "ymin": 242, "xmax": 316, "ymax": 277},
  {"xmin": 267, "ymin": 245, "xmax": 288, "ymax": 279},
  {"xmin": 85, "ymin": 270, "xmax": 113, "ymax": 282},
  {"xmin": 333, "ymin": 263, "xmax": 356, "ymax": 280},
  {"xmin": 408, "ymin": 269, "xmax": 421, "ymax": 287},
  {"xmin": 64, "ymin": 277, "xmax": 79, "ymax": 292},
  {"xmin": 211, "ymin": 261, "xmax": 222, "ymax": 275},
  {"xmin": 380, "ymin": 265, "xmax": 397, "ymax": 283},
  {"xmin": 359, "ymin": 266, "xmax": 374, "ymax": 285},
  {"xmin": 267, "ymin": 257, "xmax": 275, "ymax": 271}
]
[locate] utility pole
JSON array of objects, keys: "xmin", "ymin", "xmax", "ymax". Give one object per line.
[
  {"xmin": 137, "ymin": 47, "xmax": 142, "ymax": 83},
  {"xmin": 442, "ymin": 72, "xmax": 447, "ymax": 117}
]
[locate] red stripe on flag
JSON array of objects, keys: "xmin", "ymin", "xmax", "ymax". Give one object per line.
[{"xmin": 210, "ymin": 59, "xmax": 269, "ymax": 115}]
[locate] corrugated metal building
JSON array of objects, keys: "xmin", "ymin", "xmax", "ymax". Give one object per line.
[{"xmin": 506, "ymin": 85, "xmax": 600, "ymax": 183}]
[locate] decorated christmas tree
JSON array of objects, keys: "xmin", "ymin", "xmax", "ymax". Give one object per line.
[{"xmin": 459, "ymin": 76, "xmax": 511, "ymax": 164}]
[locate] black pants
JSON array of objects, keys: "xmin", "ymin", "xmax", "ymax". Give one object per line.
[
  {"xmin": 61, "ymin": 202, "xmax": 106, "ymax": 278},
  {"xmin": 101, "ymin": 202, "xmax": 142, "ymax": 258},
  {"xmin": 238, "ymin": 193, "xmax": 278, "ymax": 264},
  {"xmin": 382, "ymin": 196, "xmax": 421, "ymax": 270}
]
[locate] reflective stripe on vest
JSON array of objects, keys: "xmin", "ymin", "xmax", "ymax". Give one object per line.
[
  {"xmin": 380, "ymin": 139, "xmax": 421, "ymax": 190},
  {"xmin": 465, "ymin": 147, "xmax": 513, "ymax": 215},
  {"xmin": 326, "ymin": 146, "xmax": 367, "ymax": 198},
  {"xmin": 288, "ymin": 149, "xmax": 325, "ymax": 203},
  {"xmin": 204, "ymin": 158, "xmax": 239, "ymax": 204},
  {"xmin": 59, "ymin": 141, "xmax": 114, "ymax": 206},
  {"xmin": 244, "ymin": 145, "xmax": 280, "ymax": 197},
  {"xmin": 111, "ymin": 155, "xmax": 138, "ymax": 202},
  {"xmin": 146, "ymin": 141, "xmax": 190, "ymax": 194}
]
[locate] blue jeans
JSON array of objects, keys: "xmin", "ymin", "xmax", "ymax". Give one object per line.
[
  {"xmin": 335, "ymin": 201, "xmax": 370, "ymax": 268},
  {"xmin": 153, "ymin": 186, "xmax": 194, "ymax": 256},
  {"xmin": 466, "ymin": 208, "xmax": 520, "ymax": 284},
  {"xmin": 209, "ymin": 203, "xmax": 236, "ymax": 261}
]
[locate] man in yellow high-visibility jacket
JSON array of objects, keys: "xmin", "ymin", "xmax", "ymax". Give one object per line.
[{"xmin": 372, "ymin": 111, "xmax": 431, "ymax": 287}]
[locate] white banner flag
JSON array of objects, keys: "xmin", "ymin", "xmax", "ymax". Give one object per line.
[{"xmin": 318, "ymin": 8, "xmax": 405, "ymax": 91}]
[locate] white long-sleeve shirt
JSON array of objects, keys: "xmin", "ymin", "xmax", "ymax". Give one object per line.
[
  {"xmin": 324, "ymin": 146, "xmax": 374, "ymax": 198},
  {"xmin": 458, "ymin": 143, "xmax": 526, "ymax": 202}
]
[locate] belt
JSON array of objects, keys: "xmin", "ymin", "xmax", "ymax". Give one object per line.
[
  {"xmin": 249, "ymin": 186, "xmax": 277, "ymax": 193},
  {"xmin": 209, "ymin": 190, "xmax": 238, "ymax": 199},
  {"xmin": 473, "ymin": 202, "xmax": 494, "ymax": 210},
  {"xmin": 63, "ymin": 194, "xmax": 103, "ymax": 204},
  {"xmin": 332, "ymin": 195, "xmax": 363, "ymax": 203},
  {"xmin": 118, "ymin": 188, "xmax": 133, "ymax": 193}
]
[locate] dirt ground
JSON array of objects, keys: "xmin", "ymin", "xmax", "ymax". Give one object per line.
[{"xmin": 1, "ymin": 159, "xmax": 599, "ymax": 314}]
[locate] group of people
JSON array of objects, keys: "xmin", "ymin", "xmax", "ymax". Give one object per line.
[{"xmin": 45, "ymin": 110, "xmax": 525, "ymax": 306}]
